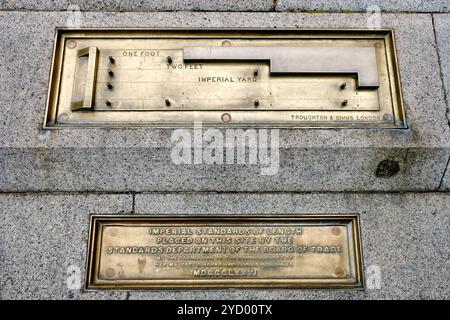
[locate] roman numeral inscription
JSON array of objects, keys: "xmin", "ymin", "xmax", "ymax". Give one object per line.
[{"xmin": 86, "ymin": 215, "xmax": 364, "ymax": 289}]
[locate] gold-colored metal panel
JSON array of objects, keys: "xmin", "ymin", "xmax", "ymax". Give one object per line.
[
  {"xmin": 86, "ymin": 215, "xmax": 364, "ymax": 289},
  {"xmin": 45, "ymin": 29, "xmax": 405, "ymax": 128}
]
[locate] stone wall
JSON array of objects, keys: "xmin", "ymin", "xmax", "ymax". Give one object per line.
[{"xmin": 0, "ymin": 1, "xmax": 449, "ymax": 299}]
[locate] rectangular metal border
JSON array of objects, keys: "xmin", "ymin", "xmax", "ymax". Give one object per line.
[
  {"xmin": 44, "ymin": 28, "xmax": 406, "ymax": 129},
  {"xmin": 85, "ymin": 214, "xmax": 364, "ymax": 290}
]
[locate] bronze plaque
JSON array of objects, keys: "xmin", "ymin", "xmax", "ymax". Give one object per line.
[
  {"xmin": 86, "ymin": 215, "xmax": 364, "ymax": 289},
  {"xmin": 45, "ymin": 29, "xmax": 405, "ymax": 128}
]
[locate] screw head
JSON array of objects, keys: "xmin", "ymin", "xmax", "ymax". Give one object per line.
[
  {"xmin": 66, "ymin": 40, "xmax": 77, "ymax": 49},
  {"xmin": 108, "ymin": 56, "xmax": 115, "ymax": 64},
  {"xmin": 341, "ymin": 100, "xmax": 348, "ymax": 106},
  {"xmin": 108, "ymin": 69, "xmax": 114, "ymax": 76},
  {"xmin": 254, "ymin": 100, "xmax": 260, "ymax": 107},
  {"xmin": 167, "ymin": 56, "xmax": 173, "ymax": 64},
  {"xmin": 106, "ymin": 82, "xmax": 113, "ymax": 89},
  {"xmin": 165, "ymin": 99, "xmax": 171, "ymax": 106},
  {"xmin": 340, "ymin": 82, "xmax": 347, "ymax": 90}
]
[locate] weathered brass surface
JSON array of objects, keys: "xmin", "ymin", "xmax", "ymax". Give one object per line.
[
  {"xmin": 45, "ymin": 29, "xmax": 405, "ymax": 128},
  {"xmin": 86, "ymin": 215, "xmax": 364, "ymax": 289}
]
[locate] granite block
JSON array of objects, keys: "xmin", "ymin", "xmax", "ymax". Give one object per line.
[
  {"xmin": 0, "ymin": 193, "xmax": 132, "ymax": 299},
  {"xmin": 3, "ymin": 192, "xmax": 447, "ymax": 299}
]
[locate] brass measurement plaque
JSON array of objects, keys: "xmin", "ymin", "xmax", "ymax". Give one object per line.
[
  {"xmin": 45, "ymin": 29, "xmax": 405, "ymax": 128},
  {"xmin": 86, "ymin": 215, "xmax": 364, "ymax": 289}
]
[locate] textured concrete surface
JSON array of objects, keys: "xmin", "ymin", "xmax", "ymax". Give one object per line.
[
  {"xmin": 276, "ymin": 0, "xmax": 450, "ymax": 13},
  {"xmin": 131, "ymin": 192, "xmax": 450, "ymax": 299},
  {"xmin": 0, "ymin": 148, "xmax": 448, "ymax": 192},
  {"xmin": 0, "ymin": 194, "xmax": 132, "ymax": 299},
  {"xmin": 0, "ymin": 0, "xmax": 274, "ymax": 11},
  {"xmin": 0, "ymin": 11, "xmax": 449, "ymax": 192},
  {"xmin": 0, "ymin": 4, "xmax": 449, "ymax": 301}
]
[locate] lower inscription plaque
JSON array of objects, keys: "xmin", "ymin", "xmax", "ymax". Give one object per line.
[{"xmin": 86, "ymin": 215, "xmax": 364, "ymax": 289}]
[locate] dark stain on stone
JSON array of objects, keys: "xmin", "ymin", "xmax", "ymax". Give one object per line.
[{"xmin": 376, "ymin": 159, "xmax": 400, "ymax": 178}]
